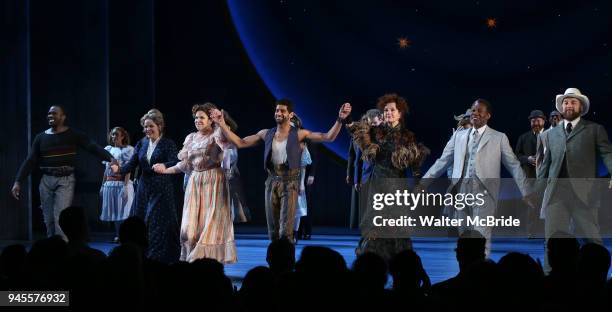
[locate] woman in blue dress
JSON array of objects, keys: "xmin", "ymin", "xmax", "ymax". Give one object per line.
[{"xmin": 112, "ymin": 109, "xmax": 180, "ymax": 263}]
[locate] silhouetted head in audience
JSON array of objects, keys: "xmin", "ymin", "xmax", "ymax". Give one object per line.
[
  {"xmin": 58, "ymin": 206, "xmax": 89, "ymax": 244},
  {"xmin": 189, "ymin": 259, "xmax": 233, "ymax": 305},
  {"xmin": 352, "ymin": 252, "xmax": 388, "ymax": 291},
  {"xmin": 497, "ymin": 252, "xmax": 544, "ymax": 302},
  {"xmin": 295, "ymin": 246, "xmax": 348, "ymax": 286},
  {"xmin": 266, "ymin": 237, "xmax": 295, "ymax": 275},
  {"xmin": 547, "ymin": 231, "xmax": 579, "ymax": 275},
  {"xmin": 389, "ymin": 249, "xmax": 430, "ymax": 293},
  {"xmin": 119, "ymin": 216, "xmax": 148, "ymax": 253},
  {"xmin": 240, "ymin": 266, "xmax": 274, "ymax": 298},
  {"xmin": 465, "ymin": 259, "xmax": 498, "ymax": 302},
  {"xmin": 26, "ymin": 236, "xmax": 68, "ymax": 288},
  {"xmin": 191, "ymin": 258, "xmax": 225, "ymax": 278},
  {"xmin": 27, "ymin": 236, "xmax": 68, "ymax": 264},
  {"xmin": 105, "ymin": 243, "xmax": 145, "ymax": 305},
  {"xmin": 578, "ymin": 243, "xmax": 611, "ymax": 286},
  {"xmin": 456, "ymin": 230, "xmax": 486, "ymax": 272},
  {"xmin": 0, "ymin": 244, "xmax": 27, "ymax": 279}
]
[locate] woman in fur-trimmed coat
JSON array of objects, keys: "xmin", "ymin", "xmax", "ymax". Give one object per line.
[{"xmin": 347, "ymin": 93, "xmax": 430, "ymax": 262}]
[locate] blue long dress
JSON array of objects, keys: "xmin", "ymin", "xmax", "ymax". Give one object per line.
[{"xmin": 120, "ymin": 137, "xmax": 180, "ymax": 263}]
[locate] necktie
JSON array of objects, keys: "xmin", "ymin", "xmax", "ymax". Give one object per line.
[
  {"xmin": 472, "ymin": 130, "xmax": 480, "ymax": 146},
  {"xmin": 464, "ymin": 130, "xmax": 480, "ymax": 178},
  {"xmin": 566, "ymin": 122, "xmax": 573, "ymax": 135}
]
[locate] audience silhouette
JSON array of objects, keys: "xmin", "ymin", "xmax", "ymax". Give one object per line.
[{"xmin": 1, "ymin": 220, "xmax": 610, "ymax": 310}]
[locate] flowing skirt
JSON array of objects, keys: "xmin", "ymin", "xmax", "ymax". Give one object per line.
[
  {"xmin": 180, "ymin": 168, "xmax": 237, "ymax": 263},
  {"xmin": 100, "ymin": 180, "xmax": 134, "ymax": 221}
]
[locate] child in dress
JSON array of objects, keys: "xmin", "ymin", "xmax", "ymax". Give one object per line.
[{"xmin": 100, "ymin": 127, "xmax": 134, "ymax": 242}]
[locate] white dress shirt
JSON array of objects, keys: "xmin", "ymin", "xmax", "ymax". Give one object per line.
[{"xmin": 147, "ymin": 136, "xmax": 161, "ymax": 163}]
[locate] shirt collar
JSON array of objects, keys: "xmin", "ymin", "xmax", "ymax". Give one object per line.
[
  {"xmin": 472, "ymin": 124, "xmax": 487, "ymax": 136},
  {"xmin": 149, "ymin": 136, "xmax": 162, "ymax": 145},
  {"xmin": 563, "ymin": 117, "xmax": 580, "ymax": 129}
]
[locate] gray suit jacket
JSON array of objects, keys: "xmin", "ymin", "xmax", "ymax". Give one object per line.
[
  {"xmin": 535, "ymin": 128, "xmax": 548, "ymax": 172},
  {"xmin": 537, "ymin": 119, "xmax": 612, "ymax": 211},
  {"xmin": 423, "ymin": 126, "xmax": 529, "ymax": 202}
]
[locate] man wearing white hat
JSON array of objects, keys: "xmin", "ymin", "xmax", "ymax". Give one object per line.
[{"xmin": 537, "ymin": 87, "xmax": 612, "ymax": 272}]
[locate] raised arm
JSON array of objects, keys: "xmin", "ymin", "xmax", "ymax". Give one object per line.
[
  {"xmin": 299, "ymin": 103, "xmax": 352, "ymax": 143},
  {"xmin": 211, "ymin": 108, "xmax": 265, "ymax": 148}
]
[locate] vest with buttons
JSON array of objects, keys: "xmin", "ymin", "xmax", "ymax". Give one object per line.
[
  {"xmin": 263, "ymin": 126, "xmax": 301, "ymax": 170},
  {"xmin": 462, "ymin": 128, "xmax": 483, "ymax": 178}
]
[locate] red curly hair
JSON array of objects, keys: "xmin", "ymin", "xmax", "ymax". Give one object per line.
[{"xmin": 376, "ymin": 93, "xmax": 409, "ymax": 123}]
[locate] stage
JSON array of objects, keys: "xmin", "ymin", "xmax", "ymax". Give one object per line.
[{"xmin": 4, "ymin": 228, "xmax": 612, "ymax": 286}]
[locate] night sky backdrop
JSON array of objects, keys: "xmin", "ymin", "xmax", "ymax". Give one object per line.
[{"xmin": 229, "ymin": 0, "xmax": 612, "ymax": 165}]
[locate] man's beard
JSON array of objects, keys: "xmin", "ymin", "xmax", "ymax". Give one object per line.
[
  {"xmin": 531, "ymin": 125, "xmax": 543, "ymax": 133},
  {"xmin": 275, "ymin": 116, "xmax": 286, "ymax": 124},
  {"xmin": 563, "ymin": 110, "xmax": 580, "ymax": 121}
]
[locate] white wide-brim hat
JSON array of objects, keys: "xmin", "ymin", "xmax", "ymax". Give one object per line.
[{"xmin": 555, "ymin": 87, "xmax": 590, "ymax": 116}]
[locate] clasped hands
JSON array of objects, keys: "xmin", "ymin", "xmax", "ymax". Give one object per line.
[
  {"xmin": 110, "ymin": 161, "xmax": 168, "ymax": 174},
  {"xmin": 210, "ymin": 109, "xmax": 225, "ymax": 126},
  {"xmin": 152, "ymin": 163, "xmax": 167, "ymax": 174}
]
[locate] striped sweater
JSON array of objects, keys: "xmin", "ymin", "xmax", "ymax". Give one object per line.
[{"xmin": 15, "ymin": 128, "xmax": 112, "ymax": 183}]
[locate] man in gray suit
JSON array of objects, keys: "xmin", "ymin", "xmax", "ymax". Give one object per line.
[
  {"xmin": 537, "ymin": 88, "xmax": 612, "ymax": 271},
  {"xmin": 420, "ymin": 99, "xmax": 530, "ymax": 255}
]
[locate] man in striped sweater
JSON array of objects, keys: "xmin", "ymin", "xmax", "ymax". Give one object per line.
[{"xmin": 12, "ymin": 105, "xmax": 114, "ymax": 238}]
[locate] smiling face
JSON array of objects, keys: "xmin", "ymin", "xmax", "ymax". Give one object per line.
[
  {"xmin": 383, "ymin": 102, "xmax": 401, "ymax": 127},
  {"xmin": 110, "ymin": 129, "xmax": 125, "ymax": 147},
  {"xmin": 530, "ymin": 117, "xmax": 545, "ymax": 133},
  {"xmin": 561, "ymin": 97, "xmax": 582, "ymax": 121},
  {"xmin": 194, "ymin": 110, "xmax": 212, "ymax": 132},
  {"xmin": 47, "ymin": 106, "xmax": 66, "ymax": 128},
  {"xmin": 143, "ymin": 119, "xmax": 161, "ymax": 140},
  {"xmin": 274, "ymin": 104, "xmax": 294, "ymax": 125},
  {"xmin": 470, "ymin": 101, "xmax": 491, "ymax": 129}
]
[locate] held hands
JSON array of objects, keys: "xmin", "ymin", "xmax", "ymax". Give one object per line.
[
  {"xmin": 338, "ymin": 103, "xmax": 352, "ymax": 120},
  {"xmin": 152, "ymin": 163, "xmax": 167, "ymax": 174},
  {"xmin": 110, "ymin": 164, "xmax": 120, "ymax": 174},
  {"xmin": 307, "ymin": 176, "xmax": 315, "ymax": 186},
  {"xmin": 527, "ymin": 156, "xmax": 536, "ymax": 166},
  {"xmin": 522, "ymin": 192, "xmax": 540, "ymax": 210},
  {"xmin": 211, "ymin": 109, "xmax": 226, "ymax": 127},
  {"xmin": 11, "ymin": 182, "xmax": 21, "ymax": 200}
]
